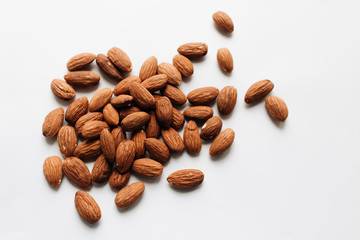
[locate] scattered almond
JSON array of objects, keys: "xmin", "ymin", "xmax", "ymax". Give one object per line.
[
  {"xmin": 109, "ymin": 170, "xmax": 130, "ymax": 189},
  {"xmin": 51, "ymin": 79, "xmax": 76, "ymax": 100},
  {"xmin": 74, "ymin": 139, "xmax": 102, "ymax": 161},
  {"xmin": 63, "ymin": 157, "xmax": 92, "ymax": 189},
  {"xmin": 161, "ymin": 127, "xmax": 184, "ymax": 152},
  {"xmin": 187, "ymin": 87, "xmax": 219, "ymax": 105},
  {"xmin": 42, "ymin": 107, "xmax": 64, "ymax": 138},
  {"xmin": 212, "ymin": 11, "xmax": 234, "ymax": 33},
  {"xmin": 75, "ymin": 191, "xmax": 101, "ymax": 224},
  {"xmin": 132, "ymin": 158, "xmax": 163, "ymax": 177},
  {"xmin": 91, "ymin": 154, "xmax": 112, "ymax": 183},
  {"xmin": 121, "ymin": 112, "xmax": 150, "ymax": 131},
  {"xmin": 209, "ymin": 128, "xmax": 235, "ymax": 156},
  {"xmin": 100, "ymin": 129, "xmax": 116, "ymax": 162},
  {"xmin": 115, "ymin": 182, "xmax": 145, "ymax": 208},
  {"xmin": 57, "ymin": 126, "xmax": 78, "ymax": 158},
  {"xmin": 167, "ymin": 169, "xmax": 204, "ymax": 189},
  {"xmin": 141, "ymin": 74, "xmax": 168, "ymax": 92},
  {"xmin": 96, "ymin": 54, "xmax": 123, "ymax": 80},
  {"xmin": 119, "ymin": 106, "xmax": 141, "ymax": 119},
  {"xmin": 81, "ymin": 120, "xmax": 110, "ymax": 139},
  {"xmin": 75, "ymin": 112, "xmax": 104, "ymax": 135},
  {"xmin": 64, "ymin": 71, "xmax": 100, "ymax": 87},
  {"xmin": 217, "ymin": 86, "xmax": 237, "ymax": 115},
  {"xmin": 115, "ymin": 140, "xmax": 136, "ymax": 173},
  {"xmin": 161, "ymin": 84, "xmax": 187, "ymax": 105},
  {"xmin": 146, "ymin": 111, "xmax": 161, "ymax": 138},
  {"xmin": 183, "ymin": 120, "xmax": 202, "ymax": 154},
  {"xmin": 244, "ymin": 80, "xmax": 274, "ymax": 103},
  {"xmin": 217, "ymin": 48, "xmax": 233, "ymax": 73},
  {"xmin": 110, "ymin": 95, "xmax": 133, "ymax": 108},
  {"xmin": 132, "ymin": 130, "xmax": 146, "ymax": 158},
  {"xmin": 67, "ymin": 53, "xmax": 96, "ymax": 71},
  {"xmin": 88, "ymin": 88, "xmax": 113, "ymax": 112},
  {"xmin": 103, "ymin": 103, "xmax": 119, "ymax": 125},
  {"xmin": 111, "ymin": 126, "xmax": 127, "ymax": 148},
  {"xmin": 43, "ymin": 156, "xmax": 63, "ymax": 188},
  {"xmin": 157, "ymin": 63, "xmax": 182, "ymax": 86},
  {"xmin": 265, "ymin": 96, "xmax": 288, "ymax": 122},
  {"xmin": 144, "ymin": 138, "xmax": 170, "ymax": 164},
  {"xmin": 183, "ymin": 106, "xmax": 214, "ymax": 120},
  {"xmin": 177, "ymin": 42, "xmax": 208, "ymax": 58},
  {"xmin": 129, "ymin": 82, "xmax": 155, "ymax": 109},
  {"xmin": 171, "ymin": 107, "xmax": 185, "ymax": 130},
  {"xmin": 172, "ymin": 55, "xmax": 194, "ymax": 77},
  {"xmin": 65, "ymin": 97, "xmax": 88, "ymax": 125},
  {"xmin": 155, "ymin": 97, "xmax": 173, "ymax": 129},
  {"xmin": 113, "ymin": 76, "xmax": 141, "ymax": 96},
  {"xmin": 139, "ymin": 56, "xmax": 158, "ymax": 81},
  {"xmin": 200, "ymin": 116, "xmax": 222, "ymax": 140},
  {"xmin": 107, "ymin": 47, "xmax": 132, "ymax": 72}
]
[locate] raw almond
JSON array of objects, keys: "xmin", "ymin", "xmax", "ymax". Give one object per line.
[
  {"xmin": 110, "ymin": 95, "xmax": 133, "ymax": 108},
  {"xmin": 121, "ymin": 112, "xmax": 150, "ymax": 131},
  {"xmin": 146, "ymin": 111, "xmax": 161, "ymax": 138},
  {"xmin": 91, "ymin": 154, "xmax": 112, "ymax": 183},
  {"xmin": 64, "ymin": 71, "xmax": 100, "ymax": 87},
  {"xmin": 100, "ymin": 129, "xmax": 116, "ymax": 162},
  {"xmin": 244, "ymin": 80, "xmax": 274, "ymax": 103},
  {"xmin": 107, "ymin": 47, "xmax": 132, "ymax": 72},
  {"xmin": 113, "ymin": 76, "xmax": 141, "ymax": 96},
  {"xmin": 177, "ymin": 42, "xmax": 208, "ymax": 58},
  {"xmin": 129, "ymin": 82, "xmax": 155, "ymax": 109},
  {"xmin": 43, "ymin": 156, "xmax": 63, "ymax": 188},
  {"xmin": 172, "ymin": 55, "xmax": 194, "ymax": 77},
  {"xmin": 88, "ymin": 88, "xmax": 113, "ymax": 112},
  {"xmin": 131, "ymin": 158, "xmax": 163, "ymax": 177},
  {"xmin": 157, "ymin": 62, "xmax": 182, "ymax": 86},
  {"xmin": 217, "ymin": 86, "xmax": 237, "ymax": 115},
  {"xmin": 183, "ymin": 120, "xmax": 202, "ymax": 154},
  {"xmin": 155, "ymin": 97, "xmax": 173, "ymax": 129},
  {"xmin": 75, "ymin": 112, "xmax": 103, "ymax": 135},
  {"xmin": 171, "ymin": 107, "xmax": 185, "ymax": 130},
  {"xmin": 183, "ymin": 106, "xmax": 213, "ymax": 120},
  {"xmin": 217, "ymin": 48, "xmax": 233, "ymax": 73},
  {"xmin": 200, "ymin": 116, "xmax": 222, "ymax": 140},
  {"xmin": 103, "ymin": 104, "xmax": 119, "ymax": 125},
  {"xmin": 139, "ymin": 56, "xmax": 158, "ymax": 81},
  {"xmin": 161, "ymin": 84, "xmax": 187, "ymax": 105},
  {"xmin": 111, "ymin": 126, "xmax": 127, "ymax": 148},
  {"xmin": 65, "ymin": 97, "xmax": 88, "ymax": 125},
  {"xmin": 67, "ymin": 53, "xmax": 96, "ymax": 71},
  {"xmin": 109, "ymin": 170, "xmax": 130, "ymax": 189},
  {"xmin": 63, "ymin": 157, "xmax": 92, "ymax": 189},
  {"xmin": 141, "ymin": 74, "xmax": 168, "ymax": 92},
  {"xmin": 75, "ymin": 191, "xmax": 101, "ymax": 224},
  {"xmin": 82, "ymin": 120, "xmax": 110, "ymax": 139},
  {"xmin": 42, "ymin": 107, "xmax": 64, "ymax": 138},
  {"xmin": 132, "ymin": 129, "xmax": 146, "ymax": 158},
  {"xmin": 187, "ymin": 87, "xmax": 219, "ymax": 105},
  {"xmin": 119, "ymin": 106, "xmax": 141, "ymax": 119},
  {"xmin": 212, "ymin": 11, "xmax": 234, "ymax": 33},
  {"xmin": 96, "ymin": 54, "xmax": 123, "ymax": 80},
  {"xmin": 161, "ymin": 127, "xmax": 184, "ymax": 152},
  {"xmin": 57, "ymin": 126, "xmax": 78, "ymax": 158},
  {"xmin": 144, "ymin": 138, "xmax": 170, "ymax": 164},
  {"xmin": 116, "ymin": 140, "xmax": 136, "ymax": 173},
  {"xmin": 209, "ymin": 128, "xmax": 235, "ymax": 156},
  {"xmin": 115, "ymin": 182, "xmax": 145, "ymax": 208},
  {"xmin": 50, "ymin": 79, "xmax": 76, "ymax": 100},
  {"xmin": 167, "ymin": 169, "xmax": 204, "ymax": 189},
  {"xmin": 74, "ymin": 139, "xmax": 102, "ymax": 161},
  {"xmin": 265, "ymin": 96, "xmax": 288, "ymax": 122}
]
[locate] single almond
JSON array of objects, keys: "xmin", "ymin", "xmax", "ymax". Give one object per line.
[
  {"xmin": 119, "ymin": 106, "xmax": 141, "ymax": 119},
  {"xmin": 172, "ymin": 55, "xmax": 194, "ymax": 77},
  {"xmin": 139, "ymin": 56, "xmax": 158, "ymax": 81},
  {"xmin": 265, "ymin": 96, "xmax": 288, "ymax": 122},
  {"xmin": 115, "ymin": 182, "xmax": 145, "ymax": 208},
  {"xmin": 75, "ymin": 191, "xmax": 101, "ymax": 224},
  {"xmin": 91, "ymin": 154, "xmax": 112, "ymax": 183},
  {"xmin": 129, "ymin": 82, "xmax": 155, "ymax": 109},
  {"xmin": 109, "ymin": 170, "xmax": 130, "ymax": 189},
  {"xmin": 113, "ymin": 76, "xmax": 141, "ymax": 96},
  {"xmin": 82, "ymin": 120, "xmax": 110, "ymax": 139},
  {"xmin": 51, "ymin": 79, "xmax": 76, "ymax": 100},
  {"xmin": 64, "ymin": 71, "xmax": 100, "ymax": 87},
  {"xmin": 57, "ymin": 126, "xmax": 78, "ymax": 158},
  {"xmin": 42, "ymin": 107, "xmax": 64, "ymax": 138},
  {"xmin": 177, "ymin": 42, "xmax": 208, "ymax": 58},
  {"xmin": 88, "ymin": 88, "xmax": 113, "ymax": 112},
  {"xmin": 115, "ymin": 140, "xmax": 136, "ymax": 173},
  {"xmin": 131, "ymin": 158, "xmax": 163, "ymax": 177},
  {"xmin": 132, "ymin": 129, "xmax": 146, "ymax": 158},
  {"xmin": 75, "ymin": 112, "xmax": 104, "ymax": 135},
  {"xmin": 65, "ymin": 97, "xmax": 88, "ymax": 125},
  {"xmin": 212, "ymin": 11, "xmax": 234, "ymax": 33},
  {"xmin": 171, "ymin": 107, "xmax": 185, "ymax": 130},
  {"xmin": 244, "ymin": 80, "xmax": 274, "ymax": 103},
  {"xmin": 43, "ymin": 156, "xmax": 63, "ymax": 188},
  {"xmin": 141, "ymin": 74, "xmax": 168, "ymax": 92},
  {"xmin": 157, "ymin": 62, "xmax": 182, "ymax": 86},
  {"xmin": 217, "ymin": 86, "xmax": 237, "ymax": 115},
  {"xmin": 111, "ymin": 127, "xmax": 127, "ymax": 148},
  {"xmin": 121, "ymin": 112, "xmax": 150, "ymax": 131},
  {"xmin": 107, "ymin": 47, "xmax": 132, "ymax": 72},
  {"xmin": 74, "ymin": 139, "xmax": 102, "ymax": 161},
  {"xmin": 209, "ymin": 128, "xmax": 235, "ymax": 156},
  {"xmin": 67, "ymin": 53, "xmax": 96, "ymax": 71},
  {"xmin": 155, "ymin": 97, "xmax": 173, "ymax": 129},
  {"xmin": 183, "ymin": 120, "xmax": 202, "ymax": 154},
  {"xmin": 110, "ymin": 95, "xmax": 133, "ymax": 108},
  {"xmin": 187, "ymin": 87, "xmax": 219, "ymax": 105},
  {"xmin": 100, "ymin": 129, "xmax": 116, "ymax": 162},
  {"xmin": 103, "ymin": 104, "xmax": 119, "ymax": 125},
  {"xmin": 200, "ymin": 116, "xmax": 222, "ymax": 140},
  {"xmin": 146, "ymin": 111, "xmax": 161, "ymax": 138},
  {"xmin": 96, "ymin": 54, "xmax": 123, "ymax": 80},
  {"xmin": 167, "ymin": 169, "xmax": 204, "ymax": 189},
  {"xmin": 217, "ymin": 48, "xmax": 233, "ymax": 73},
  {"xmin": 144, "ymin": 138, "xmax": 170, "ymax": 164},
  {"xmin": 161, "ymin": 84, "xmax": 187, "ymax": 105},
  {"xmin": 63, "ymin": 157, "xmax": 92, "ymax": 189},
  {"xmin": 161, "ymin": 127, "xmax": 184, "ymax": 152},
  {"xmin": 183, "ymin": 106, "xmax": 213, "ymax": 120}
]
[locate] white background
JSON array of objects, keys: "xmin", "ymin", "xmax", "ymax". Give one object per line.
[{"xmin": 0, "ymin": 0, "xmax": 360, "ymax": 239}]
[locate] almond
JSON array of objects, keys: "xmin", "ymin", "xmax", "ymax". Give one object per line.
[
  {"xmin": 113, "ymin": 76, "xmax": 141, "ymax": 96},
  {"xmin": 200, "ymin": 116, "xmax": 222, "ymax": 140},
  {"xmin": 65, "ymin": 97, "xmax": 88, "ymax": 125},
  {"xmin": 43, "ymin": 156, "xmax": 63, "ymax": 188},
  {"xmin": 161, "ymin": 128, "xmax": 184, "ymax": 152},
  {"xmin": 161, "ymin": 84, "xmax": 187, "ymax": 105},
  {"xmin": 172, "ymin": 55, "xmax": 194, "ymax": 77},
  {"xmin": 217, "ymin": 48, "xmax": 233, "ymax": 73},
  {"xmin": 157, "ymin": 63, "xmax": 182, "ymax": 86},
  {"xmin": 155, "ymin": 97, "xmax": 173, "ymax": 129},
  {"xmin": 96, "ymin": 54, "xmax": 123, "ymax": 80},
  {"xmin": 91, "ymin": 154, "xmax": 112, "ymax": 183},
  {"xmin": 183, "ymin": 106, "xmax": 213, "ymax": 120},
  {"xmin": 171, "ymin": 107, "xmax": 185, "ymax": 130},
  {"xmin": 209, "ymin": 128, "xmax": 235, "ymax": 156},
  {"xmin": 244, "ymin": 80, "xmax": 274, "ymax": 103},
  {"xmin": 187, "ymin": 87, "xmax": 219, "ymax": 105},
  {"xmin": 146, "ymin": 111, "xmax": 161, "ymax": 138},
  {"xmin": 132, "ymin": 129, "xmax": 146, "ymax": 158},
  {"xmin": 63, "ymin": 157, "xmax": 92, "ymax": 189},
  {"xmin": 129, "ymin": 82, "xmax": 155, "ymax": 109},
  {"xmin": 115, "ymin": 182, "xmax": 145, "ymax": 208},
  {"xmin": 74, "ymin": 191, "xmax": 101, "ymax": 224},
  {"xmin": 67, "ymin": 53, "xmax": 96, "ymax": 71},
  {"xmin": 103, "ymin": 104, "xmax": 119, "ymax": 125},
  {"xmin": 265, "ymin": 96, "xmax": 288, "ymax": 122},
  {"xmin": 109, "ymin": 170, "xmax": 130, "ymax": 189},
  {"xmin": 115, "ymin": 140, "xmax": 136, "ymax": 173},
  {"xmin": 152, "ymin": 94, "xmax": 163, "ymax": 102},
  {"xmin": 121, "ymin": 112, "xmax": 150, "ymax": 131},
  {"xmin": 177, "ymin": 42, "xmax": 208, "ymax": 58},
  {"xmin": 217, "ymin": 86, "xmax": 237, "ymax": 115},
  {"xmin": 50, "ymin": 79, "xmax": 76, "ymax": 100},
  {"xmin": 139, "ymin": 56, "xmax": 158, "ymax": 81},
  {"xmin": 75, "ymin": 112, "xmax": 104, "ymax": 135},
  {"xmin": 64, "ymin": 71, "xmax": 100, "ymax": 87},
  {"xmin": 119, "ymin": 106, "xmax": 141, "ymax": 119},
  {"xmin": 167, "ymin": 169, "xmax": 204, "ymax": 189},
  {"xmin": 110, "ymin": 95, "xmax": 133, "ymax": 108},
  {"xmin": 74, "ymin": 139, "xmax": 102, "ymax": 161},
  {"xmin": 212, "ymin": 11, "xmax": 234, "ymax": 33},
  {"xmin": 131, "ymin": 158, "xmax": 163, "ymax": 177},
  {"xmin": 111, "ymin": 126, "xmax": 127, "ymax": 148},
  {"xmin": 42, "ymin": 107, "xmax": 64, "ymax": 138},
  {"xmin": 183, "ymin": 120, "xmax": 201, "ymax": 154},
  {"xmin": 57, "ymin": 126, "xmax": 78, "ymax": 158},
  {"xmin": 144, "ymin": 138, "xmax": 170, "ymax": 164},
  {"xmin": 100, "ymin": 129, "xmax": 116, "ymax": 162},
  {"xmin": 88, "ymin": 88, "xmax": 113, "ymax": 112},
  {"xmin": 141, "ymin": 74, "xmax": 168, "ymax": 92},
  {"xmin": 82, "ymin": 120, "xmax": 110, "ymax": 139},
  {"xmin": 107, "ymin": 47, "xmax": 132, "ymax": 72}
]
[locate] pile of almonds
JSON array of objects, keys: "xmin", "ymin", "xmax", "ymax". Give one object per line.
[{"xmin": 42, "ymin": 11, "xmax": 288, "ymax": 225}]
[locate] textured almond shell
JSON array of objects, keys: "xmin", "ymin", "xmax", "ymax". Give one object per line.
[
  {"xmin": 209, "ymin": 128, "xmax": 235, "ymax": 156},
  {"xmin": 146, "ymin": 111, "xmax": 161, "ymax": 138},
  {"xmin": 88, "ymin": 88, "xmax": 113, "ymax": 112},
  {"xmin": 75, "ymin": 112, "xmax": 104, "ymax": 135},
  {"xmin": 42, "ymin": 107, "xmax": 64, "ymax": 138},
  {"xmin": 144, "ymin": 138, "xmax": 170, "ymax": 164},
  {"xmin": 74, "ymin": 139, "xmax": 102, "ymax": 161},
  {"xmin": 43, "ymin": 156, "xmax": 63, "ymax": 188},
  {"xmin": 167, "ymin": 169, "xmax": 204, "ymax": 189},
  {"xmin": 177, "ymin": 42, "xmax": 208, "ymax": 58},
  {"xmin": 81, "ymin": 121, "xmax": 110, "ymax": 139},
  {"xmin": 172, "ymin": 55, "xmax": 194, "ymax": 77},
  {"xmin": 187, "ymin": 87, "xmax": 219, "ymax": 105},
  {"xmin": 161, "ymin": 85, "xmax": 187, "ymax": 105},
  {"xmin": 132, "ymin": 130, "xmax": 146, "ymax": 158},
  {"xmin": 217, "ymin": 48, "xmax": 233, "ymax": 73},
  {"xmin": 113, "ymin": 76, "xmax": 141, "ymax": 96},
  {"xmin": 139, "ymin": 56, "xmax": 158, "ymax": 81},
  {"xmin": 64, "ymin": 71, "xmax": 100, "ymax": 87},
  {"xmin": 96, "ymin": 54, "xmax": 123, "ymax": 80},
  {"xmin": 200, "ymin": 116, "xmax": 223, "ymax": 140},
  {"xmin": 121, "ymin": 112, "xmax": 150, "ymax": 132},
  {"xmin": 129, "ymin": 82, "xmax": 155, "ymax": 109},
  {"xmin": 100, "ymin": 129, "xmax": 116, "ymax": 162},
  {"xmin": 110, "ymin": 95, "xmax": 133, "ymax": 108},
  {"xmin": 65, "ymin": 97, "xmax": 88, "ymax": 125},
  {"xmin": 141, "ymin": 74, "xmax": 168, "ymax": 92},
  {"xmin": 212, "ymin": 11, "xmax": 234, "ymax": 33},
  {"xmin": 75, "ymin": 191, "xmax": 101, "ymax": 224},
  {"xmin": 157, "ymin": 62, "xmax": 182, "ymax": 86},
  {"xmin": 57, "ymin": 126, "xmax": 78, "ymax": 158},
  {"xmin": 183, "ymin": 106, "xmax": 214, "ymax": 120},
  {"xmin": 91, "ymin": 155, "xmax": 112, "ymax": 183},
  {"xmin": 103, "ymin": 104, "xmax": 119, "ymax": 125},
  {"xmin": 132, "ymin": 158, "xmax": 163, "ymax": 177},
  {"xmin": 111, "ymin": 127, "xmax": 127, "ymax": 148},
  {"xmin": 115, "ymin": 182, "xmax": 145, "ymax": 208},
  {"xmin": 51, "ymin": 79, "xmax": 76, "ymax": 100},
  {"xmin": 107, "ymin": 47, "xmax": 132, "ymax": 72},
  {"xmin": 183, "ymin": 120, "xmax": 202, "ymax": 154},
  {"xmin": 109, "ymin": 170, "xmax": 130, "ymax": 189},
  {"xmin": 161, "ymin": 128, "xmax": 184, "ymax": 152},
  {"xmin": 217, "ymin": 86, "xmax": 237, "ymax": 115},
  {"xmin": 171, "ymin": 108, "xmax": 185, "ymax": 130},
  {"xmin": 244, "ymin": 80, "xmax": 274, "ymax": 103},
  {"xmin": 63, "ymin": 157, "xmax": 92, "ymax": 189},
  {"xmin": 155, "ymin": 97, "xmax": 173, "ymax": 129},
  {"xmin": 265, "ymin": 96, "xmax": 288, "ymax": 122},
  {"xmin": 67, "ymin": 53, "xmax": 96, "ymax": 71},
  {"xmin": 115, "ymin": 140, "xmax": 136, "ymax": 173}
]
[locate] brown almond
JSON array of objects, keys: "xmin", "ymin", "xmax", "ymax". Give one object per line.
[
  {"xmin": 265, "ymin": 96, "xmax": 288, "ymax": 122},
  {"xmin": 65, "ymin": 97, "xmax": 88, "ymax": 125},
  {"xmin": 121, "ymin": 112, "xmax": 150, "ymax": 131},
  {"xmin": 141, "ymin": 74, "xmax": 168, "ymax": 92},
  {"xmin": 217, "ymin": 86, "xmax": 237, "ymax": 115},
  {"xmin": 42, "ymin": 107, "xmax": 64, "ymax": 138},
  {"xmin": 209, "ymin": 128, "xmax": 235, "ymax": 156},
  {"xmin": 115, "ymin": 182, "xmax": 145, "ymax": 208},
  {"xmin": 75, "ymin": 191, "xmax": 101, "ymax": 224},
  {"xmin": 91, "ymin": 154, "xmax": 112, "ymax": 183},
  {"xmin": 172, "ymin": 55, "xmax": 194, "ymax": 77},
  {"xmin": 115, "ymin": 140, "xmax": 136, "ymax": 173},
  {"xmin": 139, "ymin": 56, "xmax": 158, "ymax": 81},
  {"xmin": 57, "ymin": 126, "xmax": 78, "ymax": 158},
  {"xmin": 100, "ymin": 129, "xmax": 116, "ymax": 162},
  {"xmin": 96, "ymin": 54, "xmax": 123, "ymax": 80},
  {"xmin": 132, "ymin": 158, "xmax": 163, "ymax": 177},
  {"xmin": 167, "ymin": 169, "xmax": 204, "ymax": 189},
  {"xmin": 244, "ymin": 80, "xmax": 274, "ymax": 103},
  {"xmin": 144, "ymin": 138, "xmax": 170, "ymax": 164},
  {"xmin": 217, "ymin": 48, "xmax": 233, "ymax": 73},
  {"xmin": 119, "ymin": 106, "xmax": 141, "ymax": 119},
  {"xmin": 63, "ymin": 157, "xmax": 92, "ymax": 189},
  {"xmin": 171, "ymin": 107, "xmax": 185, "ymax": 130},
  {"xmin": 200, "ymin": 116, "xmax": 222, "ymax": 140},
  {"xmin": 187, "ymin": 87, "xmax": 219, "ymax": 105},
  {"xmin": 111, "ymin": 127, "xmax": 127, "ymax": 148},
  {"xmin": 109, "ymin": 170, "xmax": 130, "ymax": 189},
  {"xmin": 212, "ymin": 11, "xmax": 234, "ymax": 33},
  {"xmin": 110, "ymin": 95, "xmax": 133, "ymax": 108},
  {"xmin": 113, "ymin": 76, "xmax": 141, "ymax": 96},
  {"xmin": 64, "ymin": 71, "xmax": 100, "ymax": 87},
  {"xmin": 88, "ymin": 88, "xmax": 113, "ymax": 112},
  {"xmin": 183, "ymin": 120, "xmax": 201, "ymax": 154},
  {"xmin": 161, "ymin": 128, "xmax": 184, "ymax": 152},
  {"xmin": 183, "ymin": 106, "xmax": 213, "ymax": 120},
  {"xmin": 82, "ymin": 121, "xmax": 110, "ymax": 139},
  {"xmin": 146, "ymin": 111, "xmax": 161, "ymax": 138},
  {"xmin": 177, "ymin": 42, "xmax": 208, "ymax": 58},
  {"xmin": 152, "ymin": 94, "xmax": 163, "ymax": 102},
  {"xmin": 43, "ymin": 156, "xmax": 63, "ymax": 188},
  {"xmin": 157, "ymin": 62, "xmax": 182, "ymax": 86},
  {"xmin": 161, "ymin": 84, "xmax": 187, "ymax": 105},
  {"xmin": 75, "ymin": 112, "xmax": 103, "ymax": 135},
  {"xmin": 67, "ymin": 53, "xmax": 96, "ymax": 71},
  {"xmin": 155, "ymin": 97, "xmax": 173, "ymax": 129},
  {"xmin": 103, "ymin": 104, "xmax": 119, "ymax": 125},
  {"xmin": 50, "ymin": 79, "xmax": 76, "ymax": 100},
  {"xmin": 132, "ymin": 130, "xmax": 146, "ymax": 158},
  {"xmin": 74, "ymin": 139, "xmax": 102, "ymax": 161},
  {"xmin": 129, "ymin": 82, "xmax": 155, "ymax": 109},
  {"xmin": 107, "ymin": 47, "xmax": 132, "ymax": 72}
]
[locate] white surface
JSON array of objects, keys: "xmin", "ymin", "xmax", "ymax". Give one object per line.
[{"xmin": 1, "ymin": 0, "xmax": 360, "ymax": 239}]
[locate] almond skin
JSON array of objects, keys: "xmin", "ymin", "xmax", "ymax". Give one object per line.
[
  {"xmin": 200, "ymin": 116, "xmax": 222, "ymax": 140},
  {"xmin": 161, "ymin": 128, "xmax": 184, "ymax": 152},
  {"xmin": 42, "ymin": 107, "xmax": 64, "ymax": 138},
  {"xmin": 64, "ymin": 71, "xmax": 100, "ymax": 87},
  {"xmin": 115, "ymin": 182, "xmax": 145, "ymax": 208},
  {"xmin": 187, "ymin": 87, "xmax": 219, "ymax": 105},
  {"xmin": 212, "ymin": 11, "xmax": 234, "ymax": 33},
  {"xmin": 43, "ymin": 156, "xmax": 63, "ymax": 188},
  {"xmin": 183, "ymin": 120, "xmax": 202, "ymax": 154},
  {"xmin": 155, "ymin": 97, "xmax": 173, "ymax": 129},
  {"xmin": 167, "ymin": 169, "xmax": 204, "ymax": 189},
  {"xmin": 110, "ymin": 95, "xmax": 133, "ymax": 108},
  {"xmin": 217, "ymin": 48, "xmax": 233, "ymax": 73},
  {"xmin": 115, "ymin": 140, "xmax": 136, "ymax": 173},
  {"xmin": 103, "ymin": 104, "xmax": 119, "ymax": 125},
  {"xmin": 132, "ymin": 130, "xmax": 146, "ymax": 158},
  {"xmin": 144, "ymin": 138, "xmax": 170, "ymax": 164},
  {"xmin": 81, "ymin": 121, "xmax": 110, "ymax": 139},
  {"xmin": 121, "ymin": 112, "xmax": 150, "ymax": 131},
  {"xmin": 57, "ymin": 126, "xmax": 78, "ymax": 158},
  {"xmin": 139, "ymin": 56, "xmax": 158, "ymax": 81},
  {"xmin": 51, "ymin": 79, "xmax": 76, "ymax": 100},
  {"xmin": 88, "ymin": 88, "xmax": 113, "ymax": 112},
  {"xmin": 209, "ymin": 128, "xmax": 235, "ymax": 156},
  {"xmin": 177, "ymin": 42, "xmax": 208, "ymax": 58},
  {"xmin": 244, "ymin": 80, "xmax": 274, "ymax": 103},
  {"xmin": 65, "ymin": 97, "xmax": 88, "ymax": 125},
  {"xmin": 172, "ymin": 55, "xmax": 194, "ymax": 77},
  {"xmin": 75, "ymin": 191, "xmax": 101, "ymax": 224},
  {"xmin": 119, "ymin": 106, "xmax": 141, "ymax": 119},
  {"xmin": 157, "ymin": 62, "xmax": 182, "ymax": 86},
  {"xmin": 74, "ymin": 139, "xmax": 102, "ymax": 161},
  {"xmin": 113, "ymin": 76, "xmax": 141, "ymax": 96},
  {"xmin": 91, "ymin": 154, "xmax": 112, "ymax": 183},
  {"xmin": 161, "ymin": 84, "xmax": 187, "ymax": 105},
  {"xmin": 111, "ymin": 127, "xmax": 127, "ymax": 148},
  {"xmin": 146, "ymin": 111, "xmax": 161, "ymax": 138},
  {"xmin": 67, "ymin": 53, "xmax": 96, "ymax": 71},
  {"xmin": 132, "ymin": 158, "xmax": 163, "ymax": 177},
  {"xmin": 183, "ymin": 106, "xmax": 213, "ymax": 120},
  {"xmin": 129, "ymin": 82, "xmax": 156, "ymax": 109},
  {"xmin": 171, "ymin": 107, "xmax": 185, "ymax": 130},
  {"xmin": 63, "ymin": 157, "xmax": 92, "ymax": 189},
  {"xmin": 109, "ymin": 170, "xmax": 130, "ymax": 189},
  {"xmin": 100, "ymin": 129, "xmax": 116, "ymax": 162},
  {"xmin": 96, "ymin": 54, "xmax": 123, "ymax": 80},
  {"xmin": 141, "ymin": 74, "xmax": 168, "ymax": 92},
  {"xmin": 265, "ymin": 96, "xmax": 288, "ymax": 122},
  {"xmin": 75, "ymin": 112, "xmax": 104, "ymax": 135},
  {"xmin": 107, "ymin": 47, "xmax": 132, "ymax": 72},
  {"xmin": 217, "ymin": 86, "xmax": 237, "ymax": 115}
]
